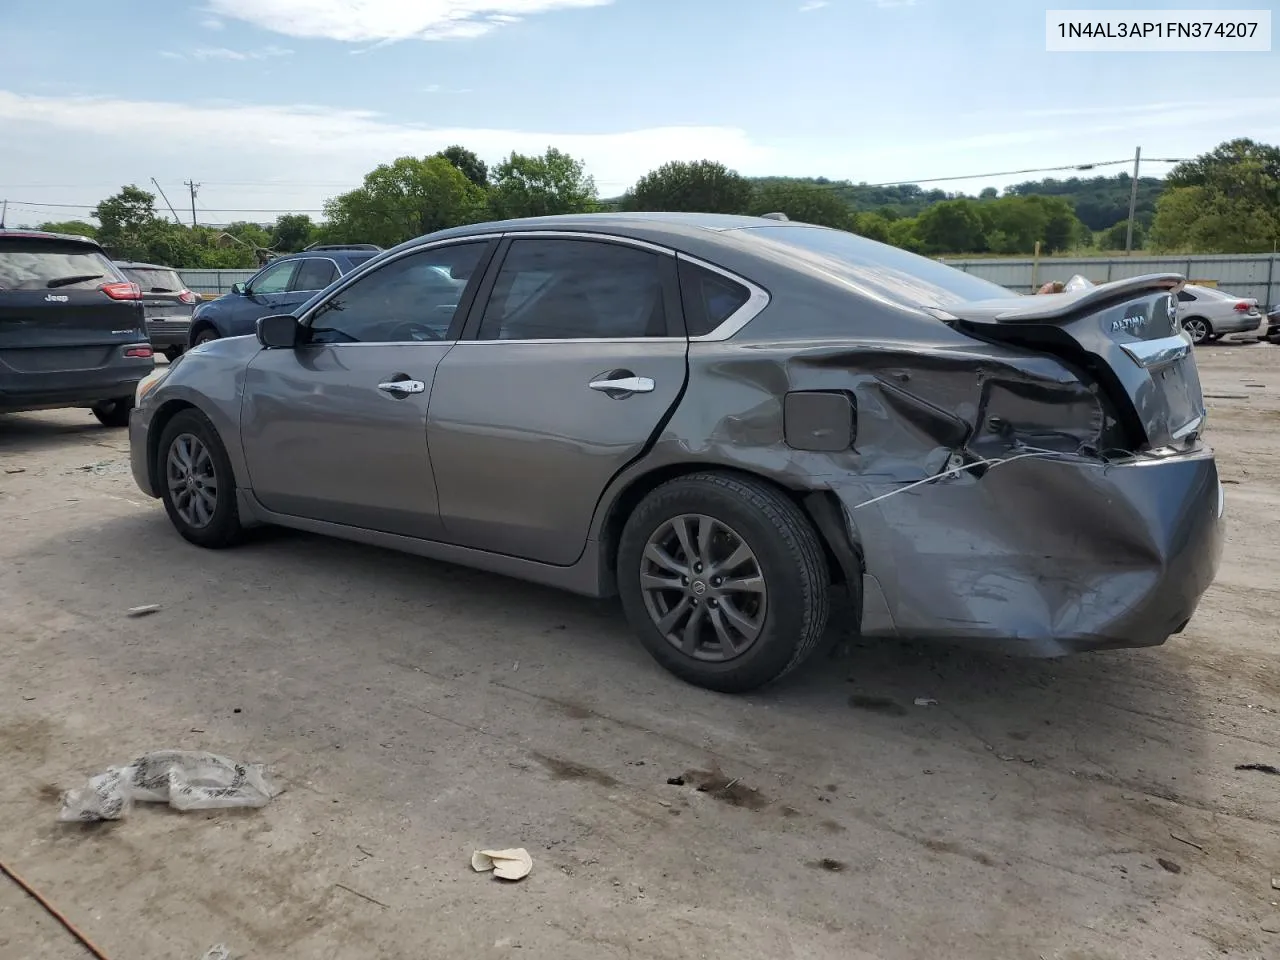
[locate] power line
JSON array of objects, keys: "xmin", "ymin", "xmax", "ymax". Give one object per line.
[
  {"xmin": 862, "ymin": 156, "xmax": 1189, "ymax": 188},
  {"xmin": 4, "ymin": 155, "xmax": 1197, "ymax": 219}
]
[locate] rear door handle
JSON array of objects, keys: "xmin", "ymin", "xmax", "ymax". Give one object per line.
[
  {"xmin": 378, "ymin": 379, "xmax": 426, "ymax": 395},
  {"xmin": 589, "ymin": 376, "xmax": 655, "ymax": 395}
]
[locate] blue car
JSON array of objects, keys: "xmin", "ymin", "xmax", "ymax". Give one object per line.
[{"xmin": 188, "ymin": 245, "xmax": 381, "ymax": 347}]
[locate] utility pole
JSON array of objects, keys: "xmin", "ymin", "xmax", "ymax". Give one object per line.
[
  {"xmin": 0, "ymin": 199, "xmax": 7, "ymax": 229},
  {"xmin": 183, "ymin": 180, "xmax": 201, "ymax": 227},
  {"xmin": 151, "ymin": 178, "xmax": 182, "ymax": 224},
  {"xmin": 1124, "ymin": 146, "xmax": 1141, "ymax": 255}
]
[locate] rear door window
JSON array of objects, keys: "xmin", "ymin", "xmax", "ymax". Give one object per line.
[
  {"xmin": 477, "ymin": 238, "xmax": 672, "ymax": 340},
  {"xmin": 291, "ymin": 258, "xmax": 339, "ymax": 292},
  {"xmin": 0, "ymin": 240, "xmax": 116, "ymax": 292}
]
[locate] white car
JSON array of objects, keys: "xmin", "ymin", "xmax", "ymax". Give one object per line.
[{"xmin": 1177, "ymin": 285, "xmax": 1263, "ymax": 345}]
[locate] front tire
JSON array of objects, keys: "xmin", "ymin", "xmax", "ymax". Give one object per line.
[
  {"xmin": 192, "ymin": 327, "xmax": 219, "ymax": 347},
  {"xmin": 156, "ymin": 409, "xmax": 242, "ymax": 549},
  {"xmin": 91, "ymin": 397, "xmax": 133, "ymax": 428},
  {"xmin": 617, "ymin": 472, "xmax": 830, "ymax": 693}
]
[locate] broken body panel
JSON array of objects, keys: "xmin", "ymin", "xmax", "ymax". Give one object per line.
[{"xmin": 589, "ymin": 226, "xmax": 1220, "ymax": 657}]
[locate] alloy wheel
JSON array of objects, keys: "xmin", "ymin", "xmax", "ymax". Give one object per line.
[
  {"xmin": 639, "ymin": 514, "xmax": 768, "ymax": 662},
  {"xmin": 1184, "ymin": 318, "xmax": 1209, "ymax": 344},
  {"xmin": 166, "ymin": 433, "xmax": 218, "ymax": 528}
]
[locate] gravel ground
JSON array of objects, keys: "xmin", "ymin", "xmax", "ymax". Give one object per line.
[{"xmin": 2, "ymin": 343, "xmax": 1279, "ymax": 960}]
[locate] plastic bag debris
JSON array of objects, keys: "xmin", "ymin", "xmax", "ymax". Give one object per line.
[
  {"xmin": 471, "ymin": 848, "xmax": 533, "ymax": 881},
  {"xmin": 200, "ymin": 947, "xmax": 231, "ymax": 960},
  {"xmin": 1062, "ymin": 274, "xmax": 1096, "ymax": 292},
  {"xmin": 58, "ymin": 751, "xmax": 276, "ymax": 822}
]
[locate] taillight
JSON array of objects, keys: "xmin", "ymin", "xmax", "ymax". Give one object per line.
[
  {"xmin": 125, "ymin": 345, "xmax": 153, "ymax": 359},
  {"xmin": 1234, "ymin": 301, "xmax": 1251, "ymax": 312},
  {"xmin": 101, "ymin": 281, "xmax": 142, "ymax": 301},
  {"xmin": 178, "ymin": 289, "xmax": 198, "ymax": 305}
]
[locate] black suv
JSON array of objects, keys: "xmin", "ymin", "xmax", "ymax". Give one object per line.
[
  {"xmin": 0, "ymin": 230, "xmax": 154, "ymax": 427},
  {"xmin": 187, "ymin": 244, "xmax": 382, "ymax": 347}
]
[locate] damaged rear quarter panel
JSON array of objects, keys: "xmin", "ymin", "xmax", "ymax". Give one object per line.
[{"xmin": 595, "ymin": 270, "xmax": 1219, "ymax": 656}]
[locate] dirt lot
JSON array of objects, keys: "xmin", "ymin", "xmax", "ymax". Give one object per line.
[{"xmin": 2, "ymin": 344, "xmax": 1279, "ymax": 960}]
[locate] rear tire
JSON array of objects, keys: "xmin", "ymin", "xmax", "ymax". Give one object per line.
[
  {"xmin": 91, "ymin": 397, "xmax": 133, "ymax": 428},
  {"xmin": 1183, "ymin": 316, "xmax": 1211, "ymax": 345},
  {"xmin": 163, "ymin": 346, "xmax": 183, "ymax": 362},
  {"xmin": 617, "ymin": 472, "xmax": 830, "ymax": 693},
  {"xmin": 156, "ymin": 409, "xmax": 242, "ymax": 549}
]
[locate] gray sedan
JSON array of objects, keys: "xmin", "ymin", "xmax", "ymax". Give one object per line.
[{"xmin": 127, "ymin": 213, "xmax": 1223, "ymax": 693}]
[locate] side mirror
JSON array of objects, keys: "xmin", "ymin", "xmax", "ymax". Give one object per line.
[
  {"xmin": 231, "ymin": 282, "xmax": 247, "ymax": 295},
  {"xmin": 257, "ymin": 314, "xmax": 301, "ymax": 349}
]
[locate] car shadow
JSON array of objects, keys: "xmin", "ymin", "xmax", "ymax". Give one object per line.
[
  {"xmin": 0, "ymin": 411, "xmax": 116, "ymax": 456},
  {"xmin": 24, "ymin": 510, "xmax": 1220, "ymax": 821}
]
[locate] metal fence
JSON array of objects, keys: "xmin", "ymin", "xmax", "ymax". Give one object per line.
[
  {"xmin": 181, "ymin": 269, "xmax": 256, "ymax": 295},
  {"xmin": 181, "ymin": 253, "xmax": 1280, "ymax": 307},
  {"xmin": 942, "ymin": 253, "xmax": 1280, "ymax": 308}
]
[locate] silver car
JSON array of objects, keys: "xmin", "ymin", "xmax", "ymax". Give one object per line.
[
  {"xmin": 1177, "ymin": 284, "xmax": 1262, "ymax": 344},
  {"xmin": 128, "ymin": 214, "xmax": 1222, "ymax": 693},
  {"xmin": 114, "ymin": 261, "xmax": 200, "ymax": 361}
]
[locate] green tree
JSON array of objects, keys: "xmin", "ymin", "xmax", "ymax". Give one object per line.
[
  {"xmin": 622, "ymin": 160, "xmax": 753, "ymax": 214},
  {"xmin": 93, "ymin": 185, "xmax": 167, "ymax": 260},
  {"xmin": 851, "ymin": 212, "xmax": 892, "ymax": 243},
  {"xmin": 488, "ymin": 148, "xmax": 598, "ymax": 219},
  {"xmin": 1150, "ymin": 184, "xmax": 1280, "ymax": 253},
  {"xmin": 747, "ymin": 180, "xmax": 854, "ymax": 229},
  {"xmin": 914, "ymin": 199, "xmax": 987, "ymax": 254},
  {"xmin": 1099, "ymin": 219, "xmax": 1146, "ymax": 250},
  {"xmin": 886, "ymin": 217, "xmax": 924, "ymax": 253},
  {"xmin": 38, "ymin": 220, "xmax": 98, "ymax": 238},
  {"xmin": 1151, "ymin": 139, "xmax": 1280, "ymax": 252},
  {"xmin": 271, "ymin": 214, "xmax": 316, "ymax": 252},
  {"xmin": 436, "ymin": 145, "xmax": 489, "ymax": 188},
  {"xmin": 322, "ymin": 155, "xmax": 487, "ymax": 247}
]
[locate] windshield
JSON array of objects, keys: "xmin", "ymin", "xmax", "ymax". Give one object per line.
[
  {"xmin": 123, "ymin": 267, "xmax": 185, "ymax": 293},
  {"xmin": 0, "ymin": 240, "xmax": 116, "ymax": 291},
  {"xmin": 739, "ymin": 225, "xmax": 1015, "ymax": 310}
]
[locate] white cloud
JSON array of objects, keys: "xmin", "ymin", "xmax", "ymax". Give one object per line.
[
  {"xmin": 200, "ymin": 17, "xmax": 225, "ymax": 29},
  {"xmin": 799, "ymin": 0, "xmax": 829, "ymax": 10},
  {"xmin": 205, "ymin": 0, "xmax": 613, "ymax": 43},
  {"xmin": 182, "ymin": 46, "xmax": 295, "ymax": 61},
  {"xmin": 0, "ymin": 91, "xmax": 774, "ymax": 214}
]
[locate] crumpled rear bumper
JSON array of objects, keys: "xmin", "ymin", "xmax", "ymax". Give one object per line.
[{"xmin": 835, "ymin": 448, "xmax": 1223, "ymax": 656}]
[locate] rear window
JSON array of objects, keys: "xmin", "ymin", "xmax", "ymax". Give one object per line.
[
  {"xmin": 0, "ymin": 240, "xmax": 116, "ymax": 292},
  {"xmin": 741, "ymin": 225, "xmax": 1014, "ymax": 309},
  {"xmin": 122, "ymin": 267, "xmax": 185, "ymax": 293},
  {"xmin": 345, "ymin": 254, "xmax": 377, "ymax": 269}
]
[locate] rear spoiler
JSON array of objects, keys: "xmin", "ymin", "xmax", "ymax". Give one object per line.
[{"xmin": 925, "ymin": 273, "xmax": 1185, "ymax": 325}]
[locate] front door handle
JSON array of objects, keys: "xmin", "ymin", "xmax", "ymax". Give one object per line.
[
  {"xmin": 378, "ymin": 379, "xmax": 426, "ymax": 395},
  {"xmin": 589, "ymin": 376, "xmax": 655, "ymax": 395}
]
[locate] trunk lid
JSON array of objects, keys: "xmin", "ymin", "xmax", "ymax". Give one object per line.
[
  {"xmin": 0, "ymin": 236, "xmax": 148, "ymax": 383},
  {"xmin": 935, "ymin": 273, "xmax": 1205, "ymax": 451}
]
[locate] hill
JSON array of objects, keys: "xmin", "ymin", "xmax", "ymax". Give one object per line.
[{"xmin": 745, "ymin": 173, "xmax": 1165, "ymax": 231}]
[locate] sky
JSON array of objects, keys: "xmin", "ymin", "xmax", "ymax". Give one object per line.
[{"xmin": 1, "ymin": 0, "xmax": 1278, "ymax": 227}]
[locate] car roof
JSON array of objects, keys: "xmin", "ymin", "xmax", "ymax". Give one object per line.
[
  {"xmin": 0, "ymin": 228, "xmax": 104, "ymax": 248},
  {"xmin": 421, "ymin": 212, "xmax": 790, "ymax": 245}
]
